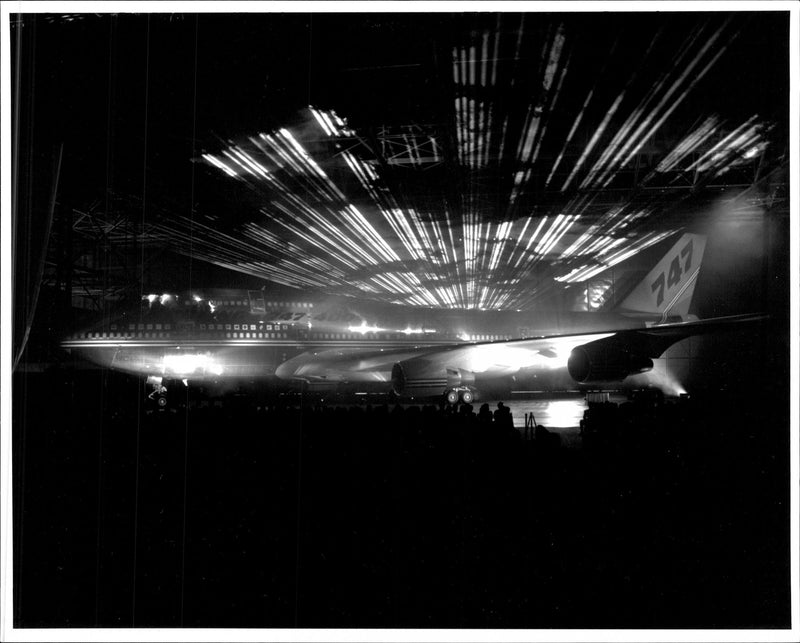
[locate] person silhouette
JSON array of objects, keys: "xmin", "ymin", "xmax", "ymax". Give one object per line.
[{"xmin": 494, "ymin": 402, "xmax": 513, "ymax": 429}]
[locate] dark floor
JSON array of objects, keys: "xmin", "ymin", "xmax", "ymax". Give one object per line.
[{"xmin": 11, "ymin": 356, "xmax": 792, "ymax": 629}]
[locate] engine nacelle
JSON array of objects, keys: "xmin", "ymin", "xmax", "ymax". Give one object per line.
[
  {"xmin": 446, "ymin": 367, "xmax": 476, "ymax": 389},
  {"xmin": 392, "ymin": 359, "xmax": 479, "ymax": 401},
  {"xmin": 392, "ymin": 358, "xmax": 448, "ymax": 396},
  {"xmin": 567, "ymin": 344, "xmax": 653, "ymax": 383}
]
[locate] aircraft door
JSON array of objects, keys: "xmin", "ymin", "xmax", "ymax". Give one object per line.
[{"xmin": 248, "ymin": 291, "xmax": 266, "ymax": 314}]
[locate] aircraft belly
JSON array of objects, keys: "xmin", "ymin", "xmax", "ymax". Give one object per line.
[{"xmin": 275, "ymin": 346, "xmax": 430, "ymax": 382}]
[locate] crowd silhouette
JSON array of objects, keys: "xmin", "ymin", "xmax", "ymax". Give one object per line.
[{"xmin": 11, "ymin": 367, "xmax": 791, "ymax": 629}]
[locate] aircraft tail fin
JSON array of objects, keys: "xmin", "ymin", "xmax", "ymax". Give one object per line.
[{"xmin": 617, "ymin": 233, "xmax": 706, "ymax": 323}]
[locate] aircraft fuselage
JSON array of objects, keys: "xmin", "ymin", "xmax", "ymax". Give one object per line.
[{"xmin": 61, "ymin": 289, "xmax": 650, "ymax": 395}]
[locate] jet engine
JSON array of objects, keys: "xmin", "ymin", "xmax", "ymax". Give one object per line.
[
  {"xmin": 392, "ymin": 359, "xmax": 478, "ymax": 403},
  {"xmin": 445, "ymin": 367, "xmax": 476, "ymax": 389},
  {"xmin": 391, "ymin": 358, "xmax": 444, "ymax": 395},
  {"xmin": 567, "ymin": 344, "xmax": 653, "ymax": 383}
]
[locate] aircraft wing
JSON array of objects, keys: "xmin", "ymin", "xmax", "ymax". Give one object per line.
[
  {"xmin": 275, "ymin": 313, "xmax": 767, "ymax": 394},
  {"xmin": 390, "ymin": 313, "xmax": 769, "ymax": 394},
  {"xmin": 574, "ymin": 312, "xmax": 770, "ymax": 355}
]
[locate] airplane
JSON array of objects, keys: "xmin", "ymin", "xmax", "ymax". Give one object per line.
[{"xmin": 60, "ymin": 232, "xmax": 764, "ymax": 407}]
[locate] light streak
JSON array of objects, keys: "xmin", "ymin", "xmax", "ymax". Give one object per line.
[
  {"xmin": 655, "ymin": 116, "xmax": 719, "ymax": 173},
  {"xmin": 595, "ymin": 23, "xmax": 733, "ymax": 189},
  {"xmin": 534, "ymin": 214, "xmax": 565, "ymax": 255},
  {"xmin": 311, "ymin": 107, "xmax": 334, "ymax": 135},
  {"xmin": 555, "ymin": 230, "xmax": 676, "ymax": 284},
  {"xmin": 202, "ymin": 153, "xmax": 237, "ymax": 177},
  {"xmin": 184, "ymin": 19, "xmax": 766, "ymax": 315},
  {"xmin": 561, "ymin": 90, "xmax": 626, "ymax": 192},
  {"xmin": 539, "ymin": 215, "xmax": 577, "ymax": 256},
  {"xmin": 689, "ymin": 117, "xmax": 759, "ymax": 172}
]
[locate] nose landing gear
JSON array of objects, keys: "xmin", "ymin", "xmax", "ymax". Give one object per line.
[{"xmin": 146, "ymin": 375, "xmax": 169, "ymax": 408}]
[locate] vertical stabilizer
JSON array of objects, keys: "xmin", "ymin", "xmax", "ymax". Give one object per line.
[{"xmin": 617, "ymin": 233, "xmax": 706, "ymax": 322}]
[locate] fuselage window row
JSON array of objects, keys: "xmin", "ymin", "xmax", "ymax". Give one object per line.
[{"xmin": 76, "ymin": 329, "xmax": 511, "ymax": 343}]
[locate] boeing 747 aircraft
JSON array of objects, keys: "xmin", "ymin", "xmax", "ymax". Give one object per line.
[{"xmin": 61, "ymin": 233, "xmax": 763, "ymax": 406}]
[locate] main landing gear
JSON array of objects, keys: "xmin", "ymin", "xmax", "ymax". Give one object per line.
[{"xmin": 445, "ymin": 387, "xmax": 475, "ymax": 405}]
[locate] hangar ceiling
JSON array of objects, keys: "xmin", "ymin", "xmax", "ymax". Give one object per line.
[{"xmin": 14, "ymin": 11, "xmax": 790, "ymax": 313}]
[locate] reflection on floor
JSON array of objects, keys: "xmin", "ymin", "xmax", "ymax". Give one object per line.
[{"xmin": 483, "ymin": 396, "xmax": 589, "ymax": 448}]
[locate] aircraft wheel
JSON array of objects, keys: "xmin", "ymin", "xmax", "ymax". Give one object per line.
[
  {"xmin": 460, "ymin": 390, "xmax": 474, "ymax": 404},
  {"xmin": 445, "ymin": 390, "xmax": 459, "ymax": 405},
  {"xmin": 157, "ymin": 395, "xmax": 168, "ymax": 408}
]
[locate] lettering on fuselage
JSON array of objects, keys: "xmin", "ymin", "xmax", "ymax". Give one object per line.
[{"xmin": 651, "ymin": 237, "xmax": 693, "ymax": 307}]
